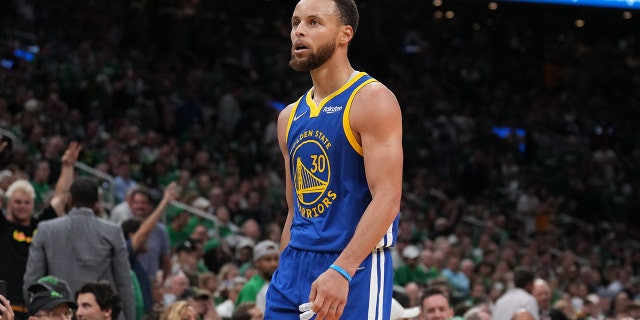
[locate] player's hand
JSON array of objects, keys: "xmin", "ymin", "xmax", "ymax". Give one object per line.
[{"xmin": 309, "ymin": 269, "xmax": 349, "ymax": 320}]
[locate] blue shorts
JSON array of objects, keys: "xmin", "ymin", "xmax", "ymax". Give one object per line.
[{"xmin": 265, "ymin": 246, "xmax": 393, "ymax": 320}]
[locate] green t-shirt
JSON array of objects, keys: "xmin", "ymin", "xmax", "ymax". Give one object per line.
[
  {"xmin": 184, "ymin": 216, "xmax": 215, "ymax": 235},
  {"xmin": 130, "ymin": 271, "xmax": 145, "ymax": 320},
  {"xmin": 238, "ymin": 261, "xmax": 252, "ymax": 277},
  {"xmin": 30, "ymin": 181, "xmax": 50, "ymax": 209},
  {"xmin": 197, "ymin": 261, "xmax": 210, "ymax": 273},
  {"xmin": 394, "ymin": 265, "xmax": 439, "ymax": 287},
  {"xmin": 235, "ymin": 274, "xmax": 266, "ymax": 307},
  {"xmin": 218, "ymin": 225, "xmax": 236, "ymax": 239},
  {"xmin": 166, "ymin": 225, "xmax": 191, "ymax": 249}
]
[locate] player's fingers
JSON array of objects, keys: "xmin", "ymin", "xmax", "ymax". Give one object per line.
[
  {"xmin": 311, "ymin": 296, "xmax": 324, "ymax": 314},
  {"xmin": 326, "ymin": 304, "xmax": 340, "ymax": 320},
  {"xmin": 309, "ymin": 281, "xmax": 319, "ymax": 305},
  {"xmin": 315, "ymin": 302, "xmax": 332, "ymax": 320},
  {"xmin": 335, "ymin": 303, "xmax": 345, "ymax": 319},
  {"xmin": 311, "ymin": 286, "xmax": 328, "ymax": 317}
]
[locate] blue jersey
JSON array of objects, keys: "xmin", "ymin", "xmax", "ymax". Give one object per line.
[{"xmin": 285, "ymin": 72, "xmax": 398, "ymax": 252}]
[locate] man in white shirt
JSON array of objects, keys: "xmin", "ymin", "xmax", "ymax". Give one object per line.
[
  {"xmin": 532, "ymin": 278, "xmax": 551, "ymax": 320},
  {"xmin": 492, "ymin": 267, "xmax": 539, "ymax": 320}
]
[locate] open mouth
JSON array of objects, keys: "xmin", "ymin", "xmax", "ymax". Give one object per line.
[{"xmin": 293, "ymin": 42, "xmax": 309, "ymax": 54}]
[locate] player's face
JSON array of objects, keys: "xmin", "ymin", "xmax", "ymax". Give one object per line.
[{"xmin": 289, "ymin": 0, "xmax": 340, "ymax": 71}]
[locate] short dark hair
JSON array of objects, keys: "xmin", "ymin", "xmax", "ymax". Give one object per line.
[
  {"xmin": 514, "ymin": 267, "xmax": 536, "ymax": 289},
  {"xmin": 76, "ymin": 281, "xmax": 122, "ymax": 320},
  {"xmin": 121, "ymin": 217, "xmax": 143, "ymax": 239},
  {"xmin": 130, "ymin": 187, "xmax": 153, "ymax": 204},
  {"xmin": 232, "ymin": 302, "xmax": 257, "ymax": 320},
  {"xmin": 70, "ymin": 177, "xmax": 99, "ymax": 208},
  {"xmin": 422, "ymin": 286, "xmax": 450, "ymax": 307},
  {"xmin": 333, "ymin": 0, "xmax": 359, "ymax": 35}
]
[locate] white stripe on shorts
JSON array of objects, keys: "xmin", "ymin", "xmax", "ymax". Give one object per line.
[
  {"xmin": 375, "ymin": 223, "xmax": 394, "ymax": 249},
  {"xmin": 367, "ymin": 249, "xmax": 386, "ymax": 319}
]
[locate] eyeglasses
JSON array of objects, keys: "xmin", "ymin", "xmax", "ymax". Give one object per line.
[{"xmin": 33, "ymin": 308, "xmax": 74, "ymax": 320}]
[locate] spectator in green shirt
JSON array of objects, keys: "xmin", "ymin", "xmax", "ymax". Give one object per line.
[
  {"xmin": 235, "ymin": 240, "xmax": 279, "ymax": 311},
  {"xmin": 30, "ymin": 160, "xmax": 51, "ymax": 210},
  {"xmin": 166, "ymin": 210, "xmax": 191, "ymax": 248},
  {"xmin": 395, "ymin": 245, "xmax": 439, "ymax": 287}
]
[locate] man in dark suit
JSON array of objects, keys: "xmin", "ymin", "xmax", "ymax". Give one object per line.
[{"xmin": 23, "ymin": 177, "xmax": 135, "ymax": 320}]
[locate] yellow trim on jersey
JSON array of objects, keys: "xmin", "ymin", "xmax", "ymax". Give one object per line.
[
  {"xmin": 343, "ymin": 78, "xmax": 376, "ymax": 156},
  {"xmin": 306, "ymin": 72, "xmax": 367, "ymax": 118},
  {"xmin": 285, "ymin": 96, "xmax": 303, "ymax": 145}
]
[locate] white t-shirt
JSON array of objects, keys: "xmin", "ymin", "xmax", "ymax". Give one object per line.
[{"xmin": 492, "ymin": 288, "xmax": 540, "ymax": 320}]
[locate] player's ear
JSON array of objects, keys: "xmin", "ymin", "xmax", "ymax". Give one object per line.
[{"xmin": 340, "ymin": 25, "xmax": 354, "ymax": 44}]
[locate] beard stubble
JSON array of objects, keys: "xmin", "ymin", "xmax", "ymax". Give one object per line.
[{"xmin": 289, "ymin": 39, "xmax": 337, "ymax": 72}]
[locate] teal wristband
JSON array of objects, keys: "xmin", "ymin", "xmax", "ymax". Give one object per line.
[{"xmin": 329, "ymin": 264, "xmax": 352, "ymax": 282}]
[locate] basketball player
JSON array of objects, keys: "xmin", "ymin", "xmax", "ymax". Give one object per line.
[{"xmin": 264, "ymin": 0, "xmax": 403, "ymax": 319}]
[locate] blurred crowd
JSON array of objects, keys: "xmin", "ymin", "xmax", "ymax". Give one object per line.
[{"xmin": 1, "ymin": 0, "xmax": 640, "ymax": 319}]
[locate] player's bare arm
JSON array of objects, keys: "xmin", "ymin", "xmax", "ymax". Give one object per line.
[
  {"xmin": 334, "ymin": 81, "xmax": 403, "ymax": 275},
  {"xmin": 309, "ymin": 82, "xmax": 403, "ymax": 319},
  {"xmin": 277, "ymin": 104, "xmax": 296, "ymax": 251}
]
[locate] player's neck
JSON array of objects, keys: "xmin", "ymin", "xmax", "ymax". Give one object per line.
[{"xmin": 309, "ymin": 61, "xmax": 355, "ymax": 102}]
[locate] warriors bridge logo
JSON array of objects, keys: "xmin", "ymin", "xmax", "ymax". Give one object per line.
[{"xmin": 291, "ymin": 130, "xmax": 337, "ymax": 218}]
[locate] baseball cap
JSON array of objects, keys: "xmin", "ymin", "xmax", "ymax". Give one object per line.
[
  {"xmin": 166, "ymin": 207, "xmax": 187, "ymax": 221},
  {"xmin": 28, "ymin": 290, "xmax": 77, "ymax": 315},
  {"xmin": 390, "ymin": 298, "xmax": 420, "ymax": 320},
  {"xmin": 24, "ymin": 99, "xmax": 40, "ymax": 112},
  {"xmin": 0, "ymin": 170, "xmax": 12, "ymax": 183},
  {"xmin": 237, "ymin": 237, "xmax": 255, "ymax": 250},
  {"xmin": 27, "ymin": 276, "xmax": 73, "ymax": 300},
  {"xmin": 203, "ymin": 238, "xmax": 220, "ymax": 253},
  {"xmin": 181, "ymin": 287, "xmax": 211, "ymax": 300},
  {"xmin": 191, "ymin": 197, "xmax": 211, "ymax": 209},
  {"xmin": 253, "ymin": 240, "xmax": 279, "ymax": 261},
  {"xmin": 585, "ymin": 294, "xmax": 599, "ymax": 305},
  {"xmin": 232, "ymin": 276, "xmax": 247, "ymax": 285},
  {"xmin": 176, "ymin": 240, "xmax": 196, "ymax": 254},
  {"xmin": 402, "ymin": 245, "xmax": 421, "ymax": 260}
]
